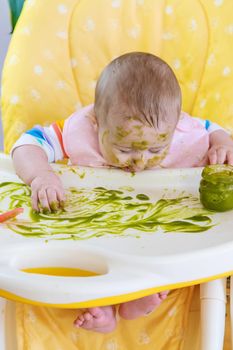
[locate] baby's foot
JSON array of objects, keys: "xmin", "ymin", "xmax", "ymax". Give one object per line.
[
  {"xmin": 119, "ymin": 291, "xmax": 169, "ymax": 320},
  {"xmin": 74, "ymin": 306, "xmax": 116, "ymax": 333}
]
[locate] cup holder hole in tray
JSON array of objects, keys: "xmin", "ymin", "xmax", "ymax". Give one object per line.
[
  {"xmin": 22, "ymin": 267, "xmax": 99, "ymax": 277},
  {"xmin": 12, "ymin": 246, "xmax": 108, "ymax": 277}
]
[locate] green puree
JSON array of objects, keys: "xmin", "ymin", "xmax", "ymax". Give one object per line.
[
  {"xmin": 0, "ymin": 182, "xmax": 215, "ymax": 240},
  {"xmin": 199, "ymin": 164, "xmax": 233, "ymax": 211}
]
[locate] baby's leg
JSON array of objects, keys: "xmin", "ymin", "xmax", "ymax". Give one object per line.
[
  {"xmin": 119, "ymin": 291, "xmax": 169, "ymax": 320},
  {"xmin": 74, "ymin": 306, "xmax": 116, "ymax": 333}
]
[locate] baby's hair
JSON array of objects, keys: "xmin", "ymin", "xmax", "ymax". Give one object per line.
[{"xmin": 94, "ymin": 52, "xmax": 182, "ymax": 129}]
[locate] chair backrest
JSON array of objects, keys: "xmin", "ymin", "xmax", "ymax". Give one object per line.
[{"xmin": 2, "ymin": 0, "xmax": 233, "ymax": 153}]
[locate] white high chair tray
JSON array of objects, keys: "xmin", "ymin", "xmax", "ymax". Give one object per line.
[{"xmin": 0, "ymin": 153, "xmax": 232, "ymax": 307}]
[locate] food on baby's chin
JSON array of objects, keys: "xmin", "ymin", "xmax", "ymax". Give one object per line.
[{"xmin": 199, "ymin": 164, "xmax": 233, "ymax": 211}]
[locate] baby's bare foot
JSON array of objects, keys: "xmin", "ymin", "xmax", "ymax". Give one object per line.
[
  {"xmin": 119, "ymin": 291, "xmax": 169, "ymax": 320},
  {"xmin": 74, "ymin": 306, "xmax": 116, "ymax": 333}
]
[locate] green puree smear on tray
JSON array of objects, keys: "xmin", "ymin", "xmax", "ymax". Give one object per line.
[{"xmin": 0, "ymin": 182, "xmax": 215, "ymax": 240}]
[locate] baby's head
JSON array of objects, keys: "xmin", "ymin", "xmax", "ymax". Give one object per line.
[{"xmin": 94, "ymin": 52, "xmax": 181, "ymax": 171}]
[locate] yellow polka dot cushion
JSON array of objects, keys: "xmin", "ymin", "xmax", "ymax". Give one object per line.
[
  {"xmin": 1, "ymin": 0, "xmax": 233, "ymax": 349},
  {"xmin": 2, "ymin": 0, "xmax": 233, "ymax": 154}
]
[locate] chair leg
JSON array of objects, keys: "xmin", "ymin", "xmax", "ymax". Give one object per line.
[
  {"xmin": 200, "ymin": 278, "xmax": 226, "ymax": 350},
  {"xmin": 0, "ymin": 297, "xmax": 6, "ymax": 350}
]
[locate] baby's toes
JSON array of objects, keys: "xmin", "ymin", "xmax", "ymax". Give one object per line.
[
  {"xmin": 159, "ymin": 291, "xmax": 169, "ymax": 300},
  {"xmin": 89, "ymin": 307, "xmax": 104, "ymax": 319},
  {"xmin": 74, "ymin": 315, "xmax": 84, "ymax": 327},
  {"xmin": 81, "ymin": 316, "xmax": 95, "ymax": 329},
  {"xmin": 83, "ymin": 311, "xmax": 93, "ymax": 322}
]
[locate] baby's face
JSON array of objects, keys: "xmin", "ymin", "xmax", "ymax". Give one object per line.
[{"xmin": 98, "ymin": 115, "xmax": 174, "ymax": 172}]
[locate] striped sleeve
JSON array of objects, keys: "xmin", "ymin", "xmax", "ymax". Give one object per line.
[
  {"xmin": 193, "ymin": 117, "xmax": 227, "ymax": 133},
  {"xmin": 11, "ymin": 122, "xmax": 67, "ymax": 163}
]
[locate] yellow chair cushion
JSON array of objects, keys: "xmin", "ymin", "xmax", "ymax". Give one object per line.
[
  {"xmin": 16, "ymin": 288, "xmax": 194, "ymax": 350},
  {"xmin": 2, "ymin": 0, "xmax": 233, "ymax": 153},
  {"xmin": 2, "ymin": 0, "xmax": 233, "ymax": 349}
]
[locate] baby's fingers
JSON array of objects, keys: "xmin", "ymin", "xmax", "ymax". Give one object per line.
[
  {"xmin": 216, "ymin": 148, "xmax": 227, "ymax": 164},
  {"xmin": 38, "ymin": 189, "xmax": 50, "ymax": 212},
  {"xmin": 31, "ymin": 191, "xmax": 39, "ymax": 212},
  {"xmin": 57, "ymin": 188, "xmax": 66, "ymax": 208},
  {"xmin": 208, "ymin": 149, "xmax": 217, "ymax": 165},
  {"xmin": 227, "ymin": 150, "xmax": 233, "ymax": 165},
  {"xmin": 47, "ymin": 188, "xmax": 60, "ymax": 212}
]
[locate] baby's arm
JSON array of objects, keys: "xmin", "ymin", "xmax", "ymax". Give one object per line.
[
  {"xmin": 13, "ymin": 145, "xmax": 53, "ymax": 185},
  {"xmin": 193, "ymin": 117, "xmax": 233, "ymax": 165},
  {"xmin": 13, "ymin": 145, "xmax": 65, "ymax": 211},
  {"xmin": 208, "ymin": 129, "xmax": 233, "ymax": 165},
  {"xmin": 12, "ymin": 124, "xmax": 66, "ymax": 211}
]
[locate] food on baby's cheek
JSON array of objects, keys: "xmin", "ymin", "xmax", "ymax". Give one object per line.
[
  {"xmin": 101, "ymin": 129, "xmax": 109, "ymax": 144},
  {"xmin": 199, "ymin": 164, "xmax": 233, "ymax": 211}
]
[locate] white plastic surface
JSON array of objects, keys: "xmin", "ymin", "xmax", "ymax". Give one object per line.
[{"xmin": 0, "ymin": 153, "xmax": 233, "ymax": 306}]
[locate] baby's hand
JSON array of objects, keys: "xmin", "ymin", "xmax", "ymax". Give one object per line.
[
  {"xmin": 207, "ymin": 144, "xmax": 233, "ymax": 165},
  {"xmin": 208, "ymin": 129, "xmax": 233, "ymax": 165},
  {"xmin": 30, "ymin": 171, "xmax": 66, "ymax": 212}
]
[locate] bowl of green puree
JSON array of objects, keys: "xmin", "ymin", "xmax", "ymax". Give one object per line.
[{"xmin": 199, "ymin": 164, "xmax": 233, "ymax": 211}]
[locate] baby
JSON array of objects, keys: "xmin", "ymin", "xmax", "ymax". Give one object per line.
[{"xmin": 12, "ymin": 52, "xmax": 233, "ymax": 333}]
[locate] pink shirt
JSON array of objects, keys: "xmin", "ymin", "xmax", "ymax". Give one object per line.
[{"xmin": 63, "ymin": 104, "xmax": 209, "ymax": 168}]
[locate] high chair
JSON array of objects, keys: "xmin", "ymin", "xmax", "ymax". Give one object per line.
[{"xmin": 1, "ymin": 1, "xmax": 233, "ymax": 349}]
